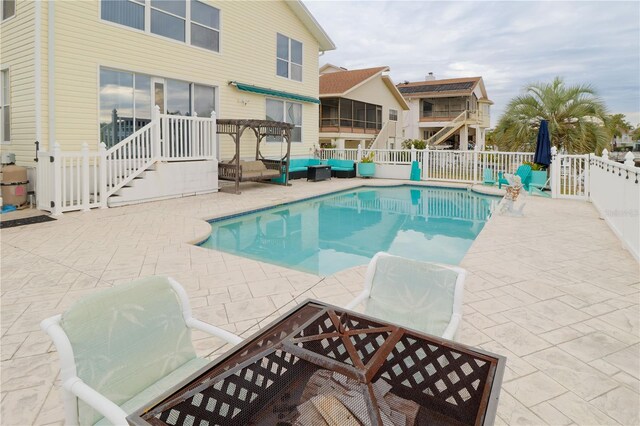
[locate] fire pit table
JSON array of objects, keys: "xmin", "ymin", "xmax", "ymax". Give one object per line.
[{"xmin": 127, "ymin": 300, "xmax": 506, "ymax": 426}]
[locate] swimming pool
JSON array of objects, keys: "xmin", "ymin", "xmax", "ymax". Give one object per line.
[{"xmin": 200, "ymin": 186, "xmax": 499, "ymax": 276}]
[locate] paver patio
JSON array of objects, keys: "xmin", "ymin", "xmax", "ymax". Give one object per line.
[{"xmin": 1, "ymin": 179, "xmax": 638, "ymax": 425}]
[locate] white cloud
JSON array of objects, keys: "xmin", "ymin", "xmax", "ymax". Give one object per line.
[{"xmin": 306, "ymin": 0, "xmax": 640, "ymax": 126}]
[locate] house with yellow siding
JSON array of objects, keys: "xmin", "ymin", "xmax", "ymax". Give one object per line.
[{"xmin": 0, "ymin": 0, "xmax": 334, "ymax": 209}]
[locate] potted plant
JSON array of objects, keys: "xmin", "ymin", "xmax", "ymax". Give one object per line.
[
  {"xmin": 523, "ymin": 161, "xmax": 548, "ymax": 188},
  {"xmin": 358, "ymin": 152, "xmax": 376, "ymax": 178}
]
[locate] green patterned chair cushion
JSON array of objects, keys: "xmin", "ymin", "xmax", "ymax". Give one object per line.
[
  {"xmin": 61, "ymin": 276, "xmax": 197, "ymax": 425},
  {"xmin": 364, "ymin": 256, "xmax": 459, "ymax": 337},
  {"xmin": 93, "ymin": 357, "xmax": 209, "ymax": 426}
]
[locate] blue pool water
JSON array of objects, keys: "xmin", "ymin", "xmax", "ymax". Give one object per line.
[{"xmin": 200, "ymin": 186, "xmax": 499, "ymax": 276}]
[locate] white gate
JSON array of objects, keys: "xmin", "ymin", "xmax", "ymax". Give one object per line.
[{"xmin": 551, "ymin": 154, "xmax": 590, "ymax": 200}]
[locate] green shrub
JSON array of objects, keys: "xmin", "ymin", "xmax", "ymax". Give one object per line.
[{"xmin": 523, "ymin": 161, "xmax": 545, "ymax": 171}]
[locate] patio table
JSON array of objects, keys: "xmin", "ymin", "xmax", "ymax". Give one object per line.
[{"xmin": 127, "ymin": 300, "xmax": 506, "ymax": 426}]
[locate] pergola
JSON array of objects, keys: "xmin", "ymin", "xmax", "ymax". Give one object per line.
[{"xmin": 217, "ymin": 119, "xmax": 294, "ymax": 194}]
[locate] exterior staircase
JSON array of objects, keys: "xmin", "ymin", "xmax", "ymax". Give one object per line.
[
  {"xmin": 424, "ymin": 110, "xmax": 469, "ymax": 147},
  {"xmin": 35, "ymin": 107, "xmax": 218, "ymax": 214},
  {"xmin": 366, "ymin": 120, "xmax": 396, "ymax": 149}
]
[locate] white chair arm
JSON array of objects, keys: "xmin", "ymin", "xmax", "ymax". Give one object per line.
[
  {"xmin": 186, "ymin": 317, "xmax": 243, "ymax": 346},
  {"xmin": 345, "ymin": 291, "xmax": 370, "ymax": 310},
  {"xmin": 63, "ymin": 377, "xmax": 128, "ymax": 426},
  {"xmin": 441, "ymin": 313, "xmax": 462, "ymax": 341}
]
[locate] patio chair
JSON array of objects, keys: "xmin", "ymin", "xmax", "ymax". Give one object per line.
[
  {"xmin": 345, "ymin": 252, "xmax": 466, "ymax": 340},
  {"xmin": 40, "ymin": 276, "xmax": 243, "ymax": 426},
  {"xmin": 498, "ymin": 164, "xmax": 532, "ymax": 189},
  {"xmin": 483, "ymin": 168, "xmax": 496, "ymax": 185}
]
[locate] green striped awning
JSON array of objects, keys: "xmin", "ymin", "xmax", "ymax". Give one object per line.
[{"xmin": 229, "ymin": 81, "xmax": 320, "ymax": 104}]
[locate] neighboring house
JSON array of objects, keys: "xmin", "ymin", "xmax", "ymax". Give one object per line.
[
  {"xmin": 612, "ymin": 132, "xmax": 634, "ymax": 148},
  {"xmin": 0, "ymin": 0, "xmax": 334, "ymax": 209},
  {"xmin": 398, "ymin": 74, "xmax": 492, "ymax": 150},
  {"xmin": 319, "ymin": 65, "xmax": 409, "ymax": 150}
]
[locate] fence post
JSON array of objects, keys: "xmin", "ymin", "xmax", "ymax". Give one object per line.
[
  {"xmin": 422, "ymin": 147, "xmax": 429, "ymax": 180},
  {"xmin": 81, "ymin": 143, "xmax": 90, "ymax": 211},
  {"xmin": 191, "ymin": 112, "xmax": 198, "ymax": 158},
  {"xmin": 52, "ymin": 143, "xmax": 62, "ymax": 216},
  {"xmin": 152, "ymin": 105, "xmax": 161, "ymax": 160},
  {"xmin": 211, "ymin": 110, "xmax": 217, "ymax": 159},
  {"xmin": 550, "ymin": 146, "xmax": 558, "ymax": 198},
  {"xmin": 473, "ymin": 150, "xmax": 479, "ymax": 183},
  {"xmin": 601, "ymin": 148, "xmax": 609, "ymax": 161},
  {"xmin": 99, "ymin": 142, "xmax": 108, "ymax": 208},
  {"xmin": 357, "ymin": 145, "xmax": 363, "ymax": 162},
  {"xmin": 411, "ymin": 145, "xmax": 416, "ymax": 163},
  {"xmin": 624, "ymin": 151, "xmax": 635, "ymax": 167},
  {"xmin": 584, "ymin": 153, "xmax": 591, "ymax": 199}
]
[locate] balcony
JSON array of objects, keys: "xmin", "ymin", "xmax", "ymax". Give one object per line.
[
  {"xmin": 319, "ymin": 118, "xmax": 381, "ymax": 135},
  {"xmin": 320, "ymin": 97, "xmax": 383, "ymax": 135}
]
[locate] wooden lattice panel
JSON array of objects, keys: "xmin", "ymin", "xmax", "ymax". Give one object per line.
[{"xmin": 373, "ymin": 333, "xmax": 493, "ymax": 425}]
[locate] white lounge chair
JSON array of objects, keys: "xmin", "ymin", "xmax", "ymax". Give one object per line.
[
  {"xmin": 345, "ymin": 252, "xmax": 466, "ymax": 340},
  {"xmin": 41, "ymin": 276, "xmax": 242, "ymax": 426}
]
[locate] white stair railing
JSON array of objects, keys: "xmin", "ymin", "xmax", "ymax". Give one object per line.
[
  {"xmin": 105, "ymin": 120, "xmax": 156, "ymax": 197},
  {"xmin": 367, "ymin": 120, "xmax": 394, "ymax": 150},
  {"xmin": 424, "ymin": 110, "xmax": 468, "ymax": 146},
  {"xmin": 35, "ymin": 106, "xmax": 218, "ymax": 214}
]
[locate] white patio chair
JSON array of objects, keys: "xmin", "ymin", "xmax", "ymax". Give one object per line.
[
  {"xmin": 345, "ymin": 252, "xmax": 466, "ymax": 340},
  {"xmin": 41, "ymin": 276, "xmax": 243, "ymax": 426}
]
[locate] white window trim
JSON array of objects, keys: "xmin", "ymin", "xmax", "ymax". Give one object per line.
[
  {"xmin": 1, "ymin": 0, "xmax": 16, "ymax": 23},
  {"xmin": 389, "ymin": 109, "xmax": 398, "ymax": 122},
  {"xmin": 99, "ymin": 0, "xmax": 221, "ymax": 54},
  {"xmin": 275, "ymin": 33, "xmax": 303, "ymax": 83},
  {"xmin": 0, "ymin": 66, "xmax": 10, "ymax": 144},
  {"xmin": 265, "ymin": 98, "xmax": 303, "ymax": 143}
]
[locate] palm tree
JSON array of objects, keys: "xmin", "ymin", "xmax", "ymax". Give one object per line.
[{"xmin": 493, "ymin": 77, "xmax": 609, "ymax": 154}]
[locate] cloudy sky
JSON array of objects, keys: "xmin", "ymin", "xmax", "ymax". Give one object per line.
[{"xmin": 305, "ymin": 0, "xmax": 640, "ymax": 127}]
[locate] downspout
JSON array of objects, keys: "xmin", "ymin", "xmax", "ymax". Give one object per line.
[
  {"xmin": 34, "ymin": 0, "xmax": 41, "ymax": 144},
  {"xmin": 48, "ymin": 0, "xmax": 55, "ymax": 149}
]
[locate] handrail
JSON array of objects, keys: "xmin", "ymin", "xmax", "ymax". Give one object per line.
[
  {"xmin": 424, "ymin": 110, "xmax": 468, "ymax": 146},
  {"xmin": 105, "ymin": 121, "xmax": 156, "ymax": 196},
  {"xmin": 367, "ymin": 120, "xmax": 391, "ymax": 150}
]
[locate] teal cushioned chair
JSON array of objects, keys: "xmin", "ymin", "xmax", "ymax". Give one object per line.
[
  {"xmin": 483, "ymin": 168, "xmax": 496, "ymax": 185},
  {"xmin": 41, "ymin": 276, "xmax": 243, "ymax": 425},
  {"xmin": 345, "ymin": 252, "xmax": 467, "ymax": 340},
  {"xmin": 498, "ymin": 164, "xmax": 532, "ymax": 189}
]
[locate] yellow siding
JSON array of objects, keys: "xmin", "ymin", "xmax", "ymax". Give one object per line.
[
  {"xmin": 0, "ymin": 0, "xmax": 36, "ymax": 165},
  {"xmin": 50, "ymin": 0, "xmax": 320, "ymax": 160}
]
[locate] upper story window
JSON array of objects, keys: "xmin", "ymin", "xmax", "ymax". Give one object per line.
[
  {"xmin": 1, "ymin": 69, "xmax": 10, "ymax": 143},
  {"xmin": 150, "ymin": 0, "xmax": 186, "ymax": 42},
  {"xmin": 389, "ymin": 109, "xmax": 398, "ymax": 121},
  {"xmin": 101, "ymin": 0, "xmax": 220, "ymax": 52},
  {"xmin": 1, "ymin": 0, "xmax": 16, "ymax": 21},
  {"xmin": 276, "ymin": 33, "xmax": 302, "ymax": 82}
]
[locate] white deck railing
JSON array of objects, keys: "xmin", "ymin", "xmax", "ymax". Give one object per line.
[
  {"xmin": 36, "ymin": 107, "xmax": 217, "ymax": 214},
  {"xmin": 319, "ymin": 148, "xmax": 534, "ymax": 183},
  {"xmin": 36, "ymin": 144, "xmax": 106, "ymax": 213}
]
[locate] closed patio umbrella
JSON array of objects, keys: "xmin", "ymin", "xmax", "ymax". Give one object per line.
[{"xmin": 534, "ymin": 119, "xmax": 551, "ymax": 167}]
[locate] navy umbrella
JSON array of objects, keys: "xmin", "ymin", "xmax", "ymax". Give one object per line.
[{"xmin": 534, "ymin": 120, "xmax": 551, "ymax": 167}]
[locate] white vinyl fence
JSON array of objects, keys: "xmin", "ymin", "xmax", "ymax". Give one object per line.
[
  {"xmin": 319, "ymin": 148, "xmax": 533, "ymax": 183},
  {"xmin": 588, "ymin": 151, "xmax": 639, "ymax": 260},
  {"xmin": 36, "ymin": 108, "xmax": 216, "ymax": 215}
]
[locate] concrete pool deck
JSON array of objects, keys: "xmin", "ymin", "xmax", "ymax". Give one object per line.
[{"xmin": 1, "ymin": 178, "xmax": 638, "ymax": 425}]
